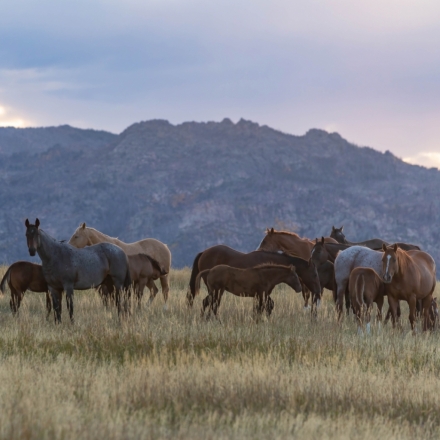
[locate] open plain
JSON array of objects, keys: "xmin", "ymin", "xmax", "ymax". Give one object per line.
[{"xmin": 0, "ymin": 266, "xmax": 439, "ymax": 440}]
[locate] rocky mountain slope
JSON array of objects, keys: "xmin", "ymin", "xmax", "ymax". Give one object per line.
[{"xmin": 0, "ymin": 118, "xmax": 439, "ymax": 268}]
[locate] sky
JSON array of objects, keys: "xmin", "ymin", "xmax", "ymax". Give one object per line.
[{"xmin": 1, "ymin": 0, "xmax": 440, "ymax": 167}]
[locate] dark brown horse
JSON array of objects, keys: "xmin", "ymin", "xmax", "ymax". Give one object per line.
[
  {"xmin": 349, "ymin": 267, "xmax": 385, "ymax": 334},
  {"xmin": 195, "ymin": 264, "xmax": 302, "ymax": 318},
  {"xmin": 0, "ymin": 261, "xmax": 51, "ymax": 318},
  {"xmin": 382, "ymin": 244, "xmax": 436, "ymax": 331},
  {"xmin": 331, "ymin": 226, "xmax": 421, "ymax": 251},
  {"xmin": 188, "ymin": 245, "xmax": 321, "ymax": 312}
]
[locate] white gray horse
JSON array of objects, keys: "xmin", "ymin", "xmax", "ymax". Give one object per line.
[
  {"xmin": 25, "ymin": 218, "xmax": 131, "ymax": 323},
  {"xmin": 334, "ymin": 246, "xmax": 383, "ymax": 317}
]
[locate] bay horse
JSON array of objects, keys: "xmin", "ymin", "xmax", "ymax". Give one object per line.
[
  {"xmin": 349, "ymin": 267, "xmax": 385, "ymax": 335},
  {"xmin": 331, "ymin": 226, "xmax": 421, "ymax": 251},
  {"xmin": 26, "ymin": 219, "xmax": 131, "ymax": 323},
  {"xmin": 188, "ymin": 245, "xmax": 321, "ymax": 313},
  {"xmin": 99, "ymin": 253, "xmax": 167, "ymax": 307},
  {"xmin": 0, "ymin": 261, "xmax": 51, "ymax": 318},
  {"xmin": 194, "ymin": 264, "xmax": 302, "ymax": 318},
  {"xmin": 69, "ymin": 223, "xmax": 171, "ymax": 306},
  {"xmin": 257, "ymin": 227, "xmax": 338, "ymax": 260},
  {"xmin": 382, "ymin": 243, "xmax": 436, "ymax": 332}
]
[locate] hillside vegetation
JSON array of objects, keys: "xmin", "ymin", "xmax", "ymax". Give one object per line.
[
  {"xmin": 1, "ymin": 119, "xmax": 440, "ymax": 267},
  {"xmin": 0, "ymin": 266, "xmax": 439, "ymax": 439}
]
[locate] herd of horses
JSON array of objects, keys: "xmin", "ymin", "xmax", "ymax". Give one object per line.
[{"xmin": 0, "ymin": 219, "xmax": 437, "ymax": 333}]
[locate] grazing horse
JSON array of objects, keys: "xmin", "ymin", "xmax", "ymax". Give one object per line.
[
  {"xmin": 99, "ymin": 253, "xmax": 167, "ymax": 307},
  {"xmin": 25, "ymin": 219, "xmax": 131, "ymax": 323},
  {"xmin": 382, "ymin": 244, "xmax": 436, "ymax": 332},
  {"xmin": 349, "ymin": 267, "xmax": 385, "ymax": 334},
  {"xmin": 257, "ymin": 227, "xmax": 338, "ymax": 260},
  {"xmin": 331, "ymin": 226, "xmax": 420, "ymax": 251},
  {"xmin": 69, "ymin": 223, "xmax": 171, "ymax": 306},
  {"xmin": 0, "ymin": 261, "xmax": 51, "ymax": 318},
  {"xmin": 195, "ymin": 264, "xmax": 302, "ymax": 318},
  {"xmin": 188, "ymin": 245, "xmax": 321, "ymax": 313}
]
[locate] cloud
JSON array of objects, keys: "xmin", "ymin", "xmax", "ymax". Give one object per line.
[
  {"xmin": 0, "ymin": 0, "xmax": 439, "ymax": 158},
  {"xmin": 403, "ymin": 152, "xmax": 440, "ymax": 169}
]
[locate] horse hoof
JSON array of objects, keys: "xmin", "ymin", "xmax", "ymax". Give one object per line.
[
  {"xmin": 303, "ymin": 306, "xmax": 310, "ymax": 310},
  {"xmin": 163, "ymin": 304, "xmax": 168, "ymax": 311}
]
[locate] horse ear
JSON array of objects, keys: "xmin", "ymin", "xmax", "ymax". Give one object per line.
[
  {"xmin": 341, "ymin": 226, "xmax": 344, "ymax": 232},
  {"xmin": 382, "ymin": 244, "xmax": 387, "ymax": 252},
  {"xmin": 393, "ymin": 243, "xmax": 398, "ymax": 252},
  {"xmin": 35, "ymin": 218, "xmax": 40, "ymax": 228},
  {"xmin": 270, "ymin": 227, "xmax": 274, "ymax": 234},
  {"xmin": 81, "ymin": 222, "xmax": 86, "ymax": 229},
  {"xmin": 332, "ymin": 225, "xmax": 335, "ymax": 231},
  {"xmin": 25, "ymin": 219, "xmax": 30, "ymax": 227},
  {"xmin": 321, "ymin": 237, "xmax": 325, "ymax": 244},
  {"xmin": 266, "ymin": 228, "xmax": 270, "ymax": 234}
]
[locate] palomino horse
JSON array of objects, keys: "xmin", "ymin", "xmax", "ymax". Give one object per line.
[
  {"xmin": 349, "ymin": 267, "xmax": 385, "ymax": 334},
  {"xmin": 0, "ymin": 261, "xmax": 51, "ymax": 318},
  {"xmin": 195, "ymin": 264, "xmax": 302, "ymax": 318},
  {"xmin": 257, "ymin": 228, "xmax": 338, "ymax": 260},
  {"xmin": 331, "ymin": 226, "xmax": 420, "ymax": 251},
  {"xmin": 26, "ymin": 219, "xmax": 131, "ymax": 323},
  {"xmin": 69, "ymin": 223, "xmax": 171, "ymax": 307},
  {"xmin": 382, "ymin": 244, "xmax": 436, "ymax": 331},
  {"xmin": 99, "ymin": 253, "xmax": 167, "ymax": 307},
  {"xmin": 188, "ymin": 245, "xmax": 321, "ymax": 314}
]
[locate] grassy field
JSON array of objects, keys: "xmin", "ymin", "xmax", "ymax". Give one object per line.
[{"xmin": 0, "ymin": 266, "xmax": 440, "ymax": 439}]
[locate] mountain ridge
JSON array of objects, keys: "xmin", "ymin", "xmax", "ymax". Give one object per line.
[{"xmin": 0, "ymin": 118, "xmax": 439, "ymax": 268}]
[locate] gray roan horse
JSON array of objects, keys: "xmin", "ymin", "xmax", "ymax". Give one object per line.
[
  {"xmin": 25, "ymin": 219, "xmax": 131, "ymax": 323},
  {"xmin": 334, "ymin": 246, "xmax": 384, "ymax": 318}
]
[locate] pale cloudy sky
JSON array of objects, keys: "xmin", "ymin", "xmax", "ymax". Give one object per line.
[{"xmin": 1, "ymin": 0, "xmax": 440, "ymax": 167}]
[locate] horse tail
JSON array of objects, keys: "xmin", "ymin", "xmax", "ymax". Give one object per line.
[
  {"xmin": 0, "ymin": 266, "xmax": 11, "ymax": 295},
  {"xmin": 123, "ymin": 267, "xmax": 132, "ymax": 290},
  {"xmin": 194, "ymin": 269, "xmax": 211, "ymax": 297},
  {"xmin": 356, "ymin": 274, "xmax": 365, "ymax": 308},
  {"xmin": 189, "ymin": 252, "xmax": 203, "ymax": 296}
]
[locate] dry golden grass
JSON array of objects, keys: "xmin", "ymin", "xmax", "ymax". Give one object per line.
[{"xmin": 0, "ymin": 265, "xmax": 440, "ymax": 439}]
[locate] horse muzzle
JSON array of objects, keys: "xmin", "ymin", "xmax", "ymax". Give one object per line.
[
  {"xmin": 28, "ymin": 247, "xmax": 36, "ymax": 256},
  {"xmin": 382, "ymin": 274, "xmax": 392, "ymax": 283}
]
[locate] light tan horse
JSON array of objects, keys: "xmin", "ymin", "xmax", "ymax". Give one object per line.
[
  {"xmin": 69, "ymin": 223, "xmax": 171, "ymax": 306},
  {"xmin": 382, "ymin": 244, "xmax": 436, "ymax": 332},
  {"xmin": 257, "ymin": 228, "xmax": 338, "ymax": 260}
]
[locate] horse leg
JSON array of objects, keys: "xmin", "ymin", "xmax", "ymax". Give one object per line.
[
  {"xmin": 302, "ymin": 282, "xmax": 310, "ymax": 309},
  {"xmin": 45, "ymin": 292, "xmax": 52, "ymax": 321},
  {"xmin": 212, "ymin": 289, "xmax": 224, "ymax": 318},
  {"xmin": 65, "ymin": 286, "xmax": 75, "ymax": 324},
  {"xmin": 159, "ymin": 274, "xmax": 170, "ymax": 308},
  {"xmin": 146, "ymin": 278, "xmax": 159, "ymax": 307},
  {"xmin": 408, "ymin": 295, "xmax": 417, "ymax": 333},
  {"xmin": 201, "ymin": 294, "xmax": 213, "ymax": 318},
  {"xmin": 50, "ymin": 288, "xmax": 62, "ymax": 324},
  {"xmin": 365, "ymin": 303, "xmax": 372, "ymax": 335},
  {"xmin": 9, "ymin": 287, "xmax": 19, "ymax": 316},
  {"xmin": 375, "ymin": 294, "xmax": 384, "ymax": 332},
  {"xmin": 336, "ymin": 279, "xmax": 348, "ymax": 320},
  {"xmin": 387, "ymin": 296, "xmax": 399, "ymax": 329},
  {"xmin": 421, "ymin": 294, "xmax": 433, "ymax": 332},
  {"xmin": 345, "ymin": 286, "xmax": 351, "ymax": 316}
]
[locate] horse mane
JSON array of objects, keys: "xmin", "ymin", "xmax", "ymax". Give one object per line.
[
  {"xmin": 396, "ymin": 247, "xmax": 412, "ymax": 274},
  {"xmin": 252, "ymin": 263, "xmax": 291, "ymax": 270},
  {"xmin": 84, "ymin": 226, "xmax": 119, "ymax": 241},
  {"xmin": 268, "ymin": 229, "xmax": 301, "ymax": 239}
]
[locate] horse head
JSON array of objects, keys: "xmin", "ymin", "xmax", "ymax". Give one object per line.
[
  {"xmin": 257, "ymin": 227, "xmax": 278, "ymax": 251},
  {"xmin": 382, "ymin": 243, "xmax": 399, "ymax": 283},
  {"xmin": 311, "ymin": 237, "xmax": 328, "ymax": 265},
  {"xmin": 330, "ymin": 225, "xmax": 347, "ymax": 244},
  {"xmin": 286, "ymin": 265, "xmax": 302, "ymax": 293},
  {"xmin": 69, "ymin": 222, "xmax": 90, "ymax": 248},
  {"xmin": 25, "ymin": 218, "xmax": 40, "ymax": 256}
]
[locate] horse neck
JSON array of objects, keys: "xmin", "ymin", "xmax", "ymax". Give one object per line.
[
  {"xmin": 88, "ymin": 228, "xmax": 123, "ymax": 246},
  {"xmin": 37, "ymin": 230, "xmax": 59, "ymax": 264},
  {"xmin": 260, "ymin": 266, "xmax": 290, "ymax": 285}
]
